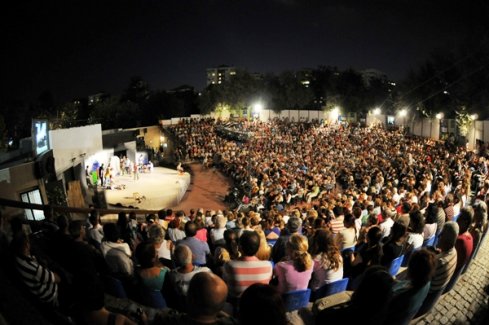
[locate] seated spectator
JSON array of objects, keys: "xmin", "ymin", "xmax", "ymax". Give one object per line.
[
  {"xmin": 381, "ymin": 221, "xmax": 408, "ymax": 267},
  {"xmin": 254, "ymin": 229, "xmax": 271, "ymax": 261},
  {"xmin": 147, "ymin": 224, "xmax": 174, "ymax": 269},
  {"xmin": 310, "ymin": 229, "xmax": 343, "ymax": 291},
  {"xmin": 316, "ymin": 265, "xmax": 394, "ymax": 325},
  {"xmin": 379, "ymin": 206, "xmax": 395, "ymax": 239},
  {"xmin": 470, "ymin": 200, "xmax": 488, "ymax": 253},
  {"xmin": 263, "ymin": 217, "xmax": 280, "ymax": 240},
  {"xmin": 11, "ymin": 232, "xmax": 60, "ymax": 307},
  {"xmin": 66, "ymin": 220, "xmax": 107, "ymax": 277},
  {"xmin": 239, "ymin": 284, "xmax": 287, "ymax": 325},
  {"xmin": 168, "ymin": 217, "xmax": 186, "ymax": 243},
  {"xmin": 406, "ymin": 210, "xmax": 425, "ymax": 250},
  {"xmin": 272, "ymin": 216, "xmax": 301, "ymax": 263},
  {"xmin": 194, "ymin": 214, "xmax": 208, "ymax": 242},
  {"xmin": 168, "ymin": 245, "xmax": 211, "ymax": 301},
  {"xmin": 87, "ymin": 211, "xmax": 104, "ymax": 248},
  {"xmin": 336, "ymin": 213, "xmax": 357, "ymax": 250},
  {"xmin": 74, "ymin": 272, "xmax": 139, "ymax": 325},
  {"xmin": 351, "ymin": 226, "xmax": 383, "ymax": 279},
  {"xmin": 273, "ymin": 233, "xmax": 313, "ymax": 294},
  {"xmin": 423, "ymin": 203, "xmax": 438, "ymax": 241},
  {"xmin": 455, "ymin": 207, "xmax": 474, "ymax": 273},
  {"xmin": 416, "ymin": 221, "xmax": 459, "ymax": 316},
  {"xmin": 223, "ymin": 230, "xmax": 273, "ymax": 298},
  {"xmin": 177, "ymin": 221, "xmax": 210, "ymax": 266},
  {"xmin": 384, "ymin": 249, "xmax": 436, "ymax": 324},
  {"xmin": 101, "ymin": 223, "xmax": 134, "ymax": 277},
  {"xmin": 154, "ymin": 272, "xmax": 234, "ymax": 324},
  {"xmin": 210, "ymin": 214, "xmax": 228, "ymax": 247},
  {"xmin": 135, "ymin": 241, "xmax": 169, "ymax": 291}
]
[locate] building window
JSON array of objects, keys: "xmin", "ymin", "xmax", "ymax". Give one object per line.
[{"xmin": 20, "ymin": 188, "xmax": 45, "ymax": 221}]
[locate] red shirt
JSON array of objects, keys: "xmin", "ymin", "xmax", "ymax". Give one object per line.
[{"xmin": 455, "ymin": 232, "xmax": 473, "ymax": 272}]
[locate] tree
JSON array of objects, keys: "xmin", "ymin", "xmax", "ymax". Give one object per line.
[
  {"xmin": 121, "ymin": 76, "xmax": 151, "ymax": 105},
  {"xmin": 89, "ymin": 96, "xmax": 141, "ymax": 129}
]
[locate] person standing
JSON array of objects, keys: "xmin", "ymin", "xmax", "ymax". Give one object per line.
[
  {"xmin": 133, "ymin": 161, "xmax": 139, "ymax": 180},
  {"xmin": 98, "ymin": 164, "xmax": 105, "ymax": 187}
]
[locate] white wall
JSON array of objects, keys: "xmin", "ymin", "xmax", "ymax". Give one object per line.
[{"xmin": 49, "ymin": 124, "xmax": 103, "ymax": 174}]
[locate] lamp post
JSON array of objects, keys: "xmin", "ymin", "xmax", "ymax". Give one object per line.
[{"xmin": 251, "ymin": 102, "xmax": 263, "ymax": 121}]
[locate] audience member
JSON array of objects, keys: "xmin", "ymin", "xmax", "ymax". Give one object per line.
[
  {"xmin": 273, "ymin": 233, "xmax": 313, "ymax": 294},
  {"xmin": 177, "ymin": 221, "xmax": 210, "ymax": 266},
  {"xmin": 223, "ymin": 230, "xmax": 273, "ymax": 298}
]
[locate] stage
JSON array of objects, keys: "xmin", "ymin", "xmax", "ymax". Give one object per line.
[{"xmin": 104, "ymin": 166, "xmax": 191, "ymax": 211}]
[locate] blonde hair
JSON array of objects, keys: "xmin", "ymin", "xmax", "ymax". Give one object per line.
[{"xmin": 287, "ymin": 234, "xmax": 313, "ymax": 272}]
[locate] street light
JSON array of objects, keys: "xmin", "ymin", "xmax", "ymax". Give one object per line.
[
  {"xmin": 330, "ymin": 106, "xmax": 340, "ymax": 122},
  {"xmin": 435, "ymin": 112, "xmax": 444, "ymax": 120},
  {"xmin": 373, "ymin": 107, "xmax": 381, "ymax": 115},
  {"xmin": 471, "ymin": 114, "xmax": 478, "ymax": 120},
  {"xmin": 252, "ymin": 102, "xmax": 263, "ymax": 120},
  {"xmin": 398, "ymin": 109, "xmax": 407, "ymax": 117}
]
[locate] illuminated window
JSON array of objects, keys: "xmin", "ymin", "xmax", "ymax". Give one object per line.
[{"xmin": 21, "ymin": 188, "xmax": 45, "ymax": 220}]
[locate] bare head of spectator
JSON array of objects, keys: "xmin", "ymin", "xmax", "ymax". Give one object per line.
[
  {"xmin": 184, "ymin": 221, "xmax": 198, "ymax": 237},
  {"xmin": 135, "ymin": 241, "xmax": 157, "ymax": 269},
  {"xmin": 287, "ymin": 216, "xmax": 302, "ymax": 234},
  {"xmin": 408, "ymin": 249, "xmax": 437, "ymax": 288},
  {"xmin": 69, "ymin": 220, "xmax": 86, "ymax": 241},
  {"xmin": 239, "ymin": 230, "xmax": 261, "ymax": 257},
  {"xmin": 103, "ymin": 223, "xmax": 120, "ymax": 243},
  {"xmin": 174, "ymin": 244, "xmax": 193, "ymax": 268},
  {"xmin": 239, "ymin": 284, "xmax": 286, "ymax": 325},
  {"xmin": 408, "ymin": 210, "xmax": 425, "ymax": 234},
  {"xmin": 186, "ymin": 272, "xmax": 228, "ymax": 323},
  {"xmin": 457, "ymin": 207, "xmax": 474, "ymax": 234},
  {"xmin": 437, "ymin": 221, "xmax": 459, "ymax": 252}
]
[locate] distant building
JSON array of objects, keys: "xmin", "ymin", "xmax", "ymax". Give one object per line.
[
  {"xmin": 296, "ymin": 68, "xmax": 312, "ymax": 88},
  {"xmin": 360, "ymin": 69, "xmax": 388, "ymax": 87},
  {"xmin": 88, "ymin": 92, "xmax": 109, "ymax": 106},
  {"xmin": 206, "ymin": 65, "xmax": 237, "ymax": 86}
]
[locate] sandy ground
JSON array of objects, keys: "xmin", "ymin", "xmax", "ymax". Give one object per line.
[
  {"xmin": 104, "ymin": 163, "xmax": 232, "ymax": 214},
  {"xmin": 104, "ymin": 167, "xmax": 190, "ymax": 210}
]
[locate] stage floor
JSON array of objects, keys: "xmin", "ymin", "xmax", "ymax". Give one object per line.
[{"xmin": 104, "ymin": 167, "xmax": 190, "ymax": 211}]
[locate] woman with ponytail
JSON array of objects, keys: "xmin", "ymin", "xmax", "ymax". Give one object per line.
[{"xmin": 272, "ymin": 233, "xmax": 313, "ymax": 294}]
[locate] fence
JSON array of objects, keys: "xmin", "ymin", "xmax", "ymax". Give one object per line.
[{"xmin": 160, "ymin": 110, "xmax": 489, "ymax": 150}]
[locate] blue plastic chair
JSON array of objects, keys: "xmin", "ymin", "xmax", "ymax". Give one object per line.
[
  {"xmin": 282, "ymin": 289, "xmax": 311, "ymax": 312},
  {"xmin": 102, "ymin": 275, "xmax": 128, "ymax": 299},
  {"xmin": 139, "ymin": 287, "xmax": 167, "ymax": 309},
  {"xmin": 267, "ymin": 239, "xmax": 278, "ymax": 247},
  {"xmin": 311, "ymin": 278, "xmax": 349, "ymax": 301},
  {"xmin": 452, "ymin": 213, "xmax": 460, "ymax": 222},
  {"xmin": 423, "ymin": 235, "xmax": 436, "ymax": 247},
  {"xmin": 388, "ymin": 255, "xmax": 405, "ymax": 276}
]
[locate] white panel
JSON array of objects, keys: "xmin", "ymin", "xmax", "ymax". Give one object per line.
[
  {"xmin": 299, "ymin": 110, "xmax": 309, "ymax": 121},
  {"xmin": 289, "ymin": 110, "xmax": 299, "ymax": 122},
  {"xmin": 50, "ymin": 124, "xmax": 103, "ymax": 174}
]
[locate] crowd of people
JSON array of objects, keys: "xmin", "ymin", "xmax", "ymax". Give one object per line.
[{"xmin": 1, "ymin": 117, "xmax": 489, "ymax": 324}]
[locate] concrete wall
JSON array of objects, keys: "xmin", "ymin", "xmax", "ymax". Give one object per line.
[
  {"xmin": 0, "ymin": 162, "xmax": 46, "ymax": 219},
  {"xmin": 50, "ymin": 124, "xmax": 103, "ymax": 175}
]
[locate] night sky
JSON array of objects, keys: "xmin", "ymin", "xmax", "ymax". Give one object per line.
[{"xmin": 2, "ymin": 0, "xmax": 482, "ymax": 102}]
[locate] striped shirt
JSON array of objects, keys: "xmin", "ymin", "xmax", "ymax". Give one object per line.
[
  {"xmin": 15, "ymin": 255, "xmax": 58, "ymax": 306},
  {"xmin": 430, "ymin": 248, "xmax": 457, "ymax": 293},
  {"xmin": 224, "ymin": 256, "xmax": 273, "ymax": 297}
]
